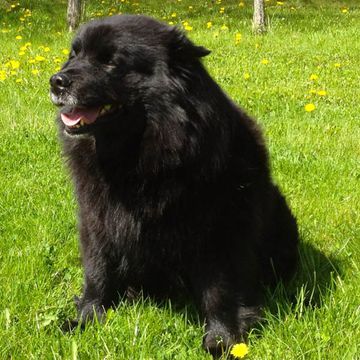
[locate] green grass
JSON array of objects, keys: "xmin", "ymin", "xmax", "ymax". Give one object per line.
[{"xmin": 1, "ymin": 0, "xmax": 359, "ymax": 359}]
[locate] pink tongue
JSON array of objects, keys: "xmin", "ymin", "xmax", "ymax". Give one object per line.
[{"xmin": 60, "ymin": 107, "xmax": 101, "ymax": 127}]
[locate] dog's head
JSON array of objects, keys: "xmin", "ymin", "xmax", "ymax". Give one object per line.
[{"xmin": 50, "ymin": 15, "xmax": 210, "ymax": 136}]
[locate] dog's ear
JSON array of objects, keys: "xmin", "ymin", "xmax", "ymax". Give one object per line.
[{"xmin": 167, "ymin": 28, "xmax": 211, "ymax": 60}]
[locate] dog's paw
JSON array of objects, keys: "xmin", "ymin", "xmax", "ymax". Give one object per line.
[{"xmin": 202, "ymin": 322, "xmax": 238, "ymax": 358}]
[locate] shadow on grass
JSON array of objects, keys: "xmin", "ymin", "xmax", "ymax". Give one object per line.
[{"xmin": 262, "ymin": 240, "xmax": 341, "ymax": 324}]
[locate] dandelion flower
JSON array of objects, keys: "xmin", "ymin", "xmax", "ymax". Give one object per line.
[
  {"xmin": 277, "ymin": 1, "xmax": 284, "ymax": 5},
  {"xmin": 15, "ymin": 78, "xmax": 23, "ymax": 84},
  {"xmin": 220, "ymin": 7, "xmax": 225, "ymax": 14},
  {"xmin": 261, "ymin": 58, "xmax": 269, "ymax": 65},
  {"xmin": 62, "ymin": 49, "xmax": 70, "ymax": 55},
  {"xmin": 334, "ymin": 63, "xmax": 341, "ymax": 68},
  {"xmin": 0, "ymin": 70, "xmax": 7, "ymax": 81},
  {"xmin": 171, "ymin": 12, "xmax": 177, "ymax": 18},
  {"xmin": 317, "ymin": 90, "xmax": 327, "ymax": 96},
  {"xmin": 305, "ymin": 103, "xmax": 316, "ymax": 112},
  {"xmin": 206, "ymin": 21, "xmax": 212, "ymax": 29},
  {"xmin": 31, "ymin": 69, "xmax": 40, "ymax": 75},
  {"xmin": 18, "ymin": 51, "xmax": 25, "ymax": 56},
  {"xmin": 230, "ymin": 343, "xmax": 249, "ymax": 359},
  {"xmin": 309, "ymin": 74, "xmax": 318, "ymax": 81},
  {"xmin": 5, "ymin": 60, "xmax": 20, "ymax": 69},
  {"xmin": 243, "ymin": 72, "xmax": 250, "ymax": 80},
  {"xmin": 235, "ymin": 33, "xmax": 242, "ymax": 44},
  {"xmin": 341, "ymin": 8, "xmax": 348, "ymax": 13},
  {"xmin": 35, "ymin": 55, "xmax": 46, "ymax": 62},
  {"xmin": 239, "ymin": 2, "xmax": 245, "ymax": 7},
  {"xmin": 16, "ymin": 35, "xmax": 22, "ymax": 40}
]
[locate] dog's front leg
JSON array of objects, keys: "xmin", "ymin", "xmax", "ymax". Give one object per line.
[
  {"xmin": 73, "ymin": 224, "xmax": 124, "ymax": 327},
  {"xmin": 190, "ymin": 252, "xmax": 262, "ymax": 358}
]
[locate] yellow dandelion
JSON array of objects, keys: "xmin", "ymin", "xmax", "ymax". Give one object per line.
[
  {"xmin": 62, "ymin": 49, "xmax": 70, "ymax": 55},
  {"xmin": 188, "ymin": 6, "xmax": 193, "ymax": 10},
  {"xmin": 0, "ymin": 71, "xmax": 7, "ymax": 81},
  {"xmin": 334, "ymin": 63, "xmax": 341, "ymax": 68},
  {"xmin": 220, "ymin": 7, "xmax": 225, "ymax": 14},
  {"xmin": 55, "ymin": 66, "xmax": 61, "ymax": 72},
  {"xmin": 309, "ymin": 74, "xmax": 318, "ymax": 81},
  {"xmin": 309, "ymin": 89, "xmax": 317, "ymax": 95},
  {"xmin": 53, "ymin": 58, "xmax": 62, "ymax": 64},
  {"xmin": 44, "ymin": 47, "xmax": 51, "ymax": 52},
  {"xmin": 35, "ymin": 55, "xmax": 46, "ymax": 62},
  {"xmin": 15, "ymin": 78, "xmax": 23, "ymax": 84},
  {"xmin": 341, "ymin": 8, "xmax": 348, "ymax": 13},
  {"xmin": 28, "ymin": 59, "xmax": 36, "ymax": 64},
  {"xmin": 184, "ymin": 25, "xmax": 193, "ymax": 31},
  {"xmin": 239, "ymin": 2, "xmax": 245, "ymax": 7},
  {"xmin": 277, "ymin": 1, "xmax": 284, "ymax": 5},
  {"xmin": 171, "ymin": 12, "xmax": 177, "ymax": 18},
  {"xmin": 305, "ymin": 103, "xmax": 316, "ymax": 112},
  {"xmin": 18, "ymin": 51, "xmax": 25, "ymax": 56},
  {"xmin": 235, "ymin": 33, "xmax": 242, "ymax": 44},
  {"xmin": 206, "ymin": 21, "xmax": 212, "ymax": 29},
  {"xmin": 317, "ymin": 90, "xmax": 327, "ymax": 96},
  {"xmin": 31, "ymin": 69, "xmax": 40, "ymax": 75},
  {"xmin": 5, "ymin": 60, "xmax": 20, "ymax": 69},
  {"xmin": 230, "ymin": 343, "xmax": 249, "ymax": 359},
  {"xmin": 261, "ymin": 58, "xmax": 269, "ymax": 65},
  {"xmin": 25, "ymin": 42, "xmax": 32, "ymax": 47},
  {"xmin": 20, "ymin": 17, "xmax": 25, "ymax": 22},
  {"xmin": 243, "ymin": 72, "xmax": 250, "ymax": 80},
  {"xmin": 16, "ymin": 35, "xmax": 22, "ymax": 40},
  {"xmin": 168, "ymin": 21, "xmax": 174, "ymax": 25}
]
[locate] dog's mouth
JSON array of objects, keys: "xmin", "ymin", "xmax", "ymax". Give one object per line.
[{"xmin": 60, "ymin": 104, "xmax": 119, "ymax": 135}]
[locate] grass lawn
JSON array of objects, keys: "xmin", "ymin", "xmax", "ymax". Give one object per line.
[{"xmin": 0, "ymin": 0, "xmax": 359, "ymax": 359}]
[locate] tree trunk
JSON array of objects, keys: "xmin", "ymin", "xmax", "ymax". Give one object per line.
[
  {"xmin": 67, "ymin": 0, "xmax": 83, "ymax": 32},
  {"xmin": 253, "ymin": 0, "xmax": 267, "ymax": 33}
]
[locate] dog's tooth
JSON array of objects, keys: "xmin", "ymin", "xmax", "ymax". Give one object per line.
[{"xmin": 80, "ymin": 119, "xmax": 85, "ymax": 126}]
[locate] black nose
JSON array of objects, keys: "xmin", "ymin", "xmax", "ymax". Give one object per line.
[{"xmin": 50, "ymin": 73, "xmax": 72, "ymax": 89}]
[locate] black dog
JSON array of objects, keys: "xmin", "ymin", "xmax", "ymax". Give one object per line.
[{"xmin": 50, "ymin": 15, "xmax": 298, "ymax": 356}]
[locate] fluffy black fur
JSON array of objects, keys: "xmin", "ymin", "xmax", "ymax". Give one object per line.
[{"xmin": 50, "ymin": 15, "xmax": 298, "ymax": 356}]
